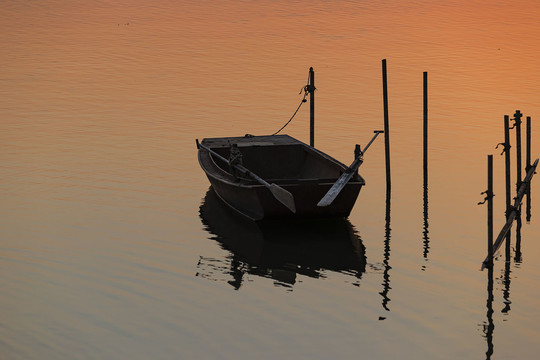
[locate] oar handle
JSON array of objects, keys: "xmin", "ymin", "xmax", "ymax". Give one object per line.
[
  {"xmin": 359, "ymin": 130, "xmax": 384, "ymax": 156},
  {"xmin": 347, "ymin": 130, "xmax": 383, "ymax": 171},
  {"xmin": 197, "ymin": 139, "xmax": 231, "ymax": 167},
  {"xmin": 196, "ymin": 140, "xmax": 270, "ymax": 186}
]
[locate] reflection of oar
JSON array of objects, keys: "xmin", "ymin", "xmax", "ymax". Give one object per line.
[
  {"xmin": 318, "ymin": 130, "xmax": 384, "ymax": 207},
  {"xmin": 196, "ymin": 140, "xmax": 296, "ymax": 213}
]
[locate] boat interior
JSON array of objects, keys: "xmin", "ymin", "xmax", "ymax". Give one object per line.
[{"xmin": 210, "ymin": 144, "xmax": 355, "ymax": 184}]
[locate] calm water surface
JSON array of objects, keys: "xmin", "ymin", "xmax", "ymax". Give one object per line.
[{"xmin": 2, "ymin": 1, "xmax": 540, "ymax": 359}]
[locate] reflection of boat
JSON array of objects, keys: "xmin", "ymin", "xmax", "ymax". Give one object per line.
[
  {"xmin": 198, "ymin": 188, "xmax": 366, "ymax": 289},
  {"xmin": 197, "ymin": 135, "xmax": 364, "ymax": 220}
]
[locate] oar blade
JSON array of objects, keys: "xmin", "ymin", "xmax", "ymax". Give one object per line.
[
  {"xmin": 317, "ymin": 172, "xmax": 355, "ymax": 207},
  {"xmin": 269, "ymin": 183, "xmax": 296, "ymax": 213}
]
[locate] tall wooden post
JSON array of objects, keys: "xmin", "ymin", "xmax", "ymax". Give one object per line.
[
  {"xmin": 514, "ymin": 110, "xmax": 523, "ymax": 190},
  {"xmin": 487, "ymin": 155, "xmax": 494, "ymax": 266},
  {"xmin": 382, "ymin": 59, "xmax": 391, "ymax": 190},
  {"xmin": 503, "ymin": 116, "xmax": 511, "ymax": 215},
  {"xmin": 422, "ymin": 72, "xmax": 429, "ymax": 259},
  {"xmin": 503, "ymin": 115, "xmax": 512, "ymax": 253},
  {"xmin": 526, "ymin": 116, "xmax": 532, "ymax": 171},
  {"xmin": 381, "ymin": 60, "xmax": 392, "ymax": 306},
  {"xmin": 309, "ymin": 67, "xmax": 315, "ymax": 147},
  {"xmin": 423, "ymin": 72, "xmax": 428, "ymax": 189},
  {"xmin": 526, "ymin": 116, "xmax": 532, "ymax": 222}
]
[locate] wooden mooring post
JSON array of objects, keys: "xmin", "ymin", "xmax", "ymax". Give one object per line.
[
  {"xmin": 478, "ymin": 155, "xmax": 495, "ymax": 267},
  {"xmin": 423, "ymin": 72, "xmax": 428, "ymax": 188},
  {"xmin": 512, "ymin": 110, "xmax": 523, "ymax": 190},
  {"xmin": 526, "ymin": 116, "xmax": 532, "ymax": 221},
  {"xmin": 500, "ymin": 115, "xmax": 512, "ymax": 260},
  {"xmin": 422, "ymin": 71, "xmax": 430, "ymax": 259},
  {"xmin": 309, "ymin": 67, "xmax": 315, "ymax": 147},
  {"xmin": 499, "ymin": 116, "xmax": 512, "ymax": 225},
  {"xmin": 382, "ymin": 59, "xmax": 391, "ymax": 190}
]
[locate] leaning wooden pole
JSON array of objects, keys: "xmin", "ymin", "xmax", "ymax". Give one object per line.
[
  {"xmin": 382, "ymin": 59, "xmax": 391, "ymax": 190},
  {"xmin": 309, "ymin": 67, "xmax": 315, "ymax": 147},
  {"xmin": 482, "ymin": 158, "xmax": 539, "ymax": 268}
]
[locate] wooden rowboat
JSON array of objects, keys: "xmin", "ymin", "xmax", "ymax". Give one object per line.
[{"xmin": 197, "ymin": 134, "xmax": 365, "ymax": 221}]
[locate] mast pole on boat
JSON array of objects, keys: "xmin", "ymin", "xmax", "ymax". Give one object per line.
[{"xmin": 309, "ymin": 67, "xmax": 315, "ymax": 147}]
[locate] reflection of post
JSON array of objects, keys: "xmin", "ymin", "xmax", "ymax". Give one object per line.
[
  {"xmin": 514, "ymin": 212, "xmax": 522, "ymax": 263},
  {"xmin": 502, "ymin": 258, "xmax": 512, "ymax": 314},
  {"xmin": 228, "ymin": 256, "xmax": 245, "ymax": 290},
  {"xmin": 503, "ymin": 218, "xmax": 515, "ymax": 314},
  {"xmin": 484, "ymin": 263, "xmax": 495, "ymax": 359},
  {"xmin": 380, "ymin": 188, "xmax": 392, "ymax": 312},
  {"xmin": 422, "ymin": 180, "xmax": 430, "ymax": 260}
]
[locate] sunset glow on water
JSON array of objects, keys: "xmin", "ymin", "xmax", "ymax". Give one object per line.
[{"xmin": 1, "ymin": 1, "xmax": 540, "ymax": 359}]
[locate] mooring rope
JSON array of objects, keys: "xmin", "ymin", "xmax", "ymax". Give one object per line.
[{"xmin": 271, "ymin": 71, "xmax": 312, "ymax": 136}]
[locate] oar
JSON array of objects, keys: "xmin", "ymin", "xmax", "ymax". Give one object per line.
[
  {"xmin": 196, "ymin": 140, "xmax": 296, "ymax": 213},
  {"xmin": 317, "ymin": 130, "xmax": 384, "ymax": 207}
]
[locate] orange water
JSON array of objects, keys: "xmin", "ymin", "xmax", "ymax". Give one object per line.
[{"xmin": 2, "ymin": 1, "xmax": 540, "ymax": 359}]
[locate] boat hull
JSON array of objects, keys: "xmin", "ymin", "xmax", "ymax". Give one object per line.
[{"xmin": 198, "ymin": 135, "xmax": 364, "ymax": 221}]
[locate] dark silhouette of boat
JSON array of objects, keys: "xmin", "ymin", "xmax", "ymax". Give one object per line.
[
  {"xmin": 197, "ymin": 188, "xmax": 366, "ymax": 289},
  {"xmin": 197, "ymin": 135, "xmax": 364, "ymax": 220}
]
